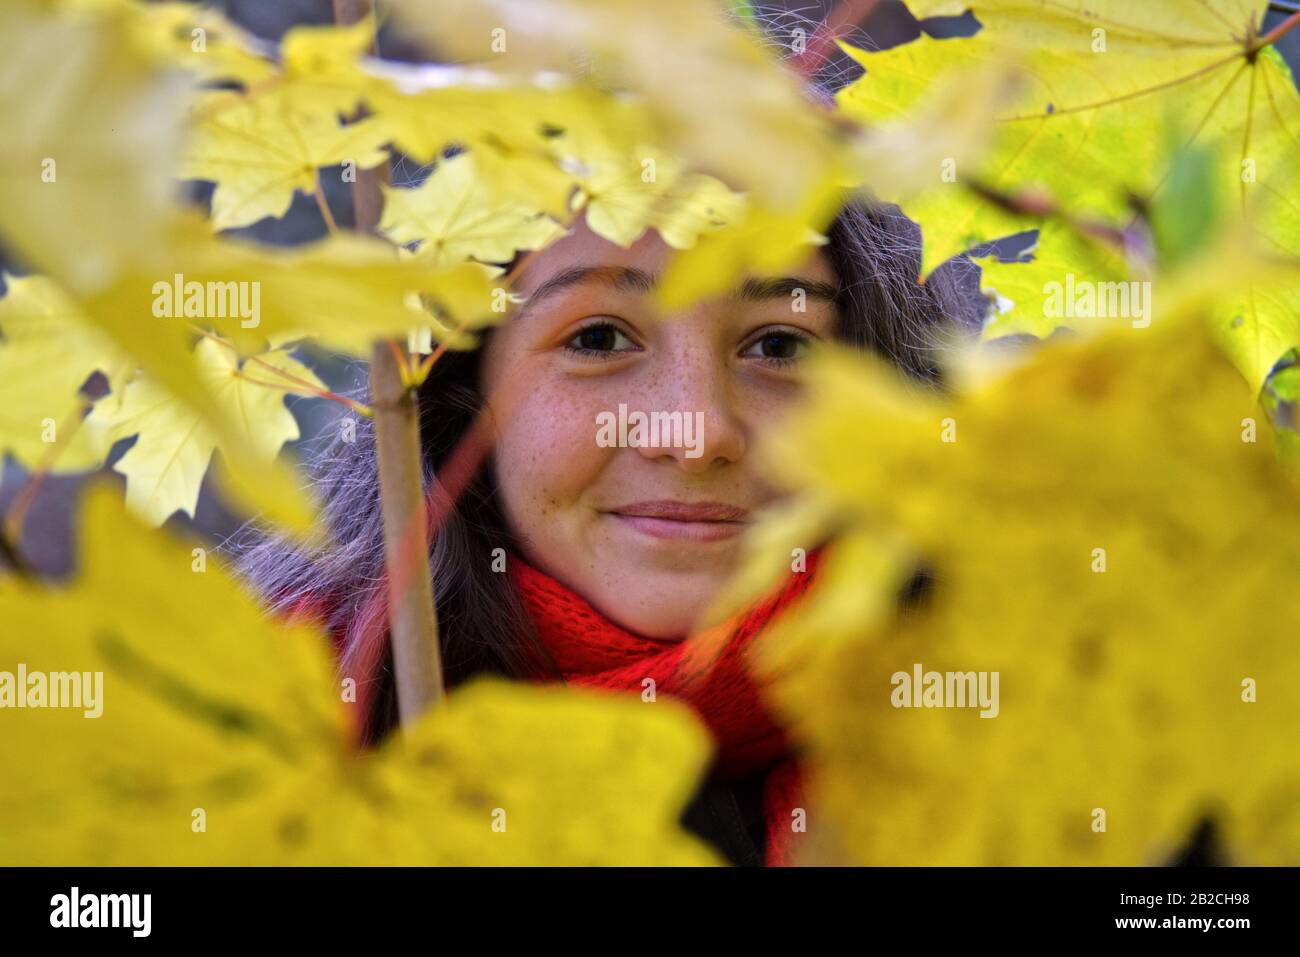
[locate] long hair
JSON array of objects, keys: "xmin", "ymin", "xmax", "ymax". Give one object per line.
[{"xmin": 226, "ymin": 198, "xmax": 987, "ymax": 743}]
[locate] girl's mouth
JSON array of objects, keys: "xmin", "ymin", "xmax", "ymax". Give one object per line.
[{"xmin": 605, "ymin": 500, "xmax": 750, "ymax": 542}]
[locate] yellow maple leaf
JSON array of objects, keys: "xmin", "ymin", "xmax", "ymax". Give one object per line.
[
  {"xmin": 277, "ymin": 18, "xmax": 379, "ymax": 115},
  {"xmin": 747, "ymin": 316, "xmax": 1300, "ymax": 865},
  {"xmin": 8, "ymin": 218, "xmax": 497, "ymax": 531},
  {"xmin": 0, "ymin": 0, "xmax": 189, "ymax": 292},
  {"xmin": 840, "ymin": 0, "xmax": 1300, "ymax": 386},
  {"xmin": 550, "ymin": 132, "xmax": 746, "ymax": 252},
  {"xmin": 371, "ymin": 82, "xmax": 565, "ymax": 213},
  {"xmin": 379, "ymin": 152, "xmax": 563, "ymax": 267},
  {"xmin": 0, "ymin": 275, "xmax": 131, "ymax": 473},
  {"xmin": 0, "ymin": 3, "xmax": 312, "ymax": 534},
  {"xmin": 120, "ymin": 0, "xmax": 276, "ymax": 87},
  {"xmin": 182, "ymin": 86, "xmax": 390, "ymax": 232},
  {"xmin": 391, "ymin": 0, "xmax": 846, "ymax": 214},
  {"xmin": 655, "ymin": 169, "xmax": 847, "ymax": 311},
  {"xmin": 558, "ymin": 136, "xmax": 681, "ymax": 248},
  {"xmin": 86, "ymin": 338, "xmax": 325, "ymax": 527},
  {"xmin": 0, "ymin": 234, "xmax": 491, "ymax": 532},
  {"xmin": 649, "ymin": 173, "xmax": 748, "ymax": 252},
  {"xmin": 29, "ymin": 212, "xmax": 494, "ymax": 529},
  {"xmin": 0, "ymin": 485, "xmax": 721, "ymax": 865}
]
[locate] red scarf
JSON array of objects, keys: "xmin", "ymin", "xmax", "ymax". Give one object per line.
[
  {"xmin": 510, "ymin": 553, "xmax": 820, "ymax": 867},
  {"xmin": 284, "ymin": 552, "xmax": 819, "ymax": 865}
]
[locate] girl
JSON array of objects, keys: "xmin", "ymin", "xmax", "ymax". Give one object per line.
[{"xmin": 231, "ymin": 198, "xmax": 985, "ymax": 866}]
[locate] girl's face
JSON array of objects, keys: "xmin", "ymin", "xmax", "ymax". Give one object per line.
[{"xmin": 480, "ymin": 217, "xmax": 838, "ymax": 639}]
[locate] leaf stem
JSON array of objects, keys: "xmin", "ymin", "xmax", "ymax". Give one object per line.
[
  {"xmin": 314, "ymin": 173, "xmax": 340, "ymax": 236},
  {"xmin": 411, "ymin": 317, "xmax": 472, "ymax": 385},
  {"xmin": 238, "ymin": 372, "xmax": 374, "ymax": 418},
  {"xmin": 1256, "ymin": 9, "xmax": 1300, "ymax": 52},
  {"xmin": 190, "ymin": 325, "xmax": 373, "ymax": 417},
  {"xmin": 2, "ymin": 398, "xmax": 91, "ymax": 552},
  {"xmin": 335, "ymin": 0, "xmax": 446, "ymax": 726},
  {"xmin": 791, "ymin": 0, "xmax": 883, "ymax": 78}
]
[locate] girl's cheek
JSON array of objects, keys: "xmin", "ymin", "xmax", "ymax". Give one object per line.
[{"xmin": 496, "ymin": 375, "xmax": 615, "ymax": 507}]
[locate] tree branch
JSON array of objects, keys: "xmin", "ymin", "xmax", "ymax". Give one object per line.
[
  {"xmin": 334, "ymin": 0, "xmax": 445, "ymax": 725},
  {"xmin": 370, "ymin": 339, "xmax": 446, "ymax": 723}
]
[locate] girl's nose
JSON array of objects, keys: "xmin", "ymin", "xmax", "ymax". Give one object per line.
[{"xmin": 631, "ymin": 343, "xmax": 747, "ymax": 472}]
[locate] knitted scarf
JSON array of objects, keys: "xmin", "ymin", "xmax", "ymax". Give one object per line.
[
  {"xmin": 509, "ymin": 553, "xmax": 819, "ymax": 867},
  {"xmin": 284, "ymin": 552, "xmax": 819, "ymax": 866}
]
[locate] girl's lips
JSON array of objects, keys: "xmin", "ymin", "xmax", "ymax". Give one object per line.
[
  {"xmin": 608, "ymin": 500, "xmax": 751, "ymax": 521},
  {"xmin": 609, "ymin": 513, "xmax": 747, "ymax": 542},
  {"xmin": 606, "ymin": 500, "xmax": 751, "ymax": 542}
]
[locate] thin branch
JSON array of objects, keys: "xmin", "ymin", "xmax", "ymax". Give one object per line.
[
  {"xmin": 370, "ymin": 338, "xmax": 446, "ymax": 722},
  {"xmin": 191, "ymin": 325, "xmax": 374, "ymax": 418},
  {"xmin": 334, "ymin": 0, "xmax": 446, "ymax": 725},
  {"xmin": 791, "ymin": 0, "xmax": 883, "ymax": 78},
  {"xmin": 2, "ymin": 397, "xmax": 91, "ymax": 552},
  {"xmin": 962, "ymin": 177, "xmax": 1135, "ymax": 258},
  {"xmin": 313, "ymin": 172, "xmax": 340, "ymax": 236},
  {"xmin": 1256, "ymin": 8, "xmax": 1300, "ymax": 51},
  {"xmin": 412, "ymin": 317, "xmax": 472, "ymax": 384}
]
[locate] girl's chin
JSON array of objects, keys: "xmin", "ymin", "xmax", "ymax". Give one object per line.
[
  {"xmin": 592, "ymin": 525, "xmax": 743, "ymax": 581},
  {"xmin": 598, "ymin": 598, "xmax": 706, "ymax": 642},
  {"xmin": 584, "ymin": 565, "xmax": 736, "ymax": 639}
]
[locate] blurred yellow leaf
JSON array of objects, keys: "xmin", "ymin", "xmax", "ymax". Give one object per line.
[
  {"xmin": 392, "ymin": 0, "xmax": 846, "ymax": 213},
  {"xmin": 0, "ymin": 275, "xmax": 130, "ymax": 473},
  {"xmin": 656, "ymin": 170, "xmax": 847, "ymax": 310},
  {"xmin": 50, "ymin": 216, "xmax": 494, "ymax": 533},
  {"xmin": 123, "ymin": 0, "xmax": 276, "ymax": 86},
  {"xmin": 0, "ymin": 0, "xmax": 189, "ymax": 291},
  {"xmin": 0, "ymin": 484, "xmax": 723, "ymax": 865},
  {"xmin": 750, "ymin": 317, "xmax": 1300, "ymax": 864}
]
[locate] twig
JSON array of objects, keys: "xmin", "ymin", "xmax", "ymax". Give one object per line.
[
  {"xmin": 791, "ymin": 0, "xmax": 884, "ymax": 78},
  {"xmin": 2, "ymin": 398, "xmax": 91, "ymax": 553},
  {"xmin": 964, "ymin": 177, "xmax": 1134, "ymax": 256},
  {"xmin": 334, "ymin": 0, "xmax": 447, "ymax": 725},
  {"xmin": 191, "ymin": 325, "xmax": 374, "ymax": 418},
  {"xmin": 412, "ymin": 316, "xmax": 471, "ymax": 383},
  {"xmin": 314, "ymin": 172, "xmax": 340, "ymax": 235},
  {"xmin": 1256, "ymin": 8, "xmax": 1300, "ymax": 51},
  {"xmin": 370, "ymin": 338, "xmax": 446, "ymax": 722}
]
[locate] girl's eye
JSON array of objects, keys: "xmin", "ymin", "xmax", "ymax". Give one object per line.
[
  {"xmin": 563, "ymin": 321, "xmax": 639, "ymax": 359},
  {"xmin": 741, "ymin": 329, "xmax": 811, "ymax": 367}
]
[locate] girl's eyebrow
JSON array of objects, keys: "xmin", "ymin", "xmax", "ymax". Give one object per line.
[
  {"xmin": 737, "ymin": 276, "xmax": 838, "ymax": 303},
  {"xmin": 516, "ymin": 264, "xmax": 837, "ymax": 319},
  {"xmin": 520, "ymin": 265, "xmax": 657, "ymax": 315}
]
